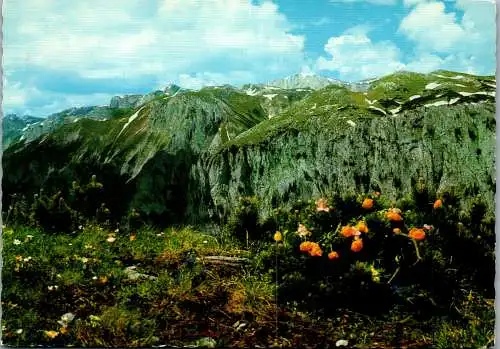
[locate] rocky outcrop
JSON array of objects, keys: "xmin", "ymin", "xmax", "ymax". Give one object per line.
[
  {"xmin": 205, "ymin": 102, "xmax": 496, "ymax": 219},
  {"xmin": 109, "ymin": 95, "xmax": 143, "ymax": 108}
]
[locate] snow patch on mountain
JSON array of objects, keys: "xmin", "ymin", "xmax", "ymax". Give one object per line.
[{"xmin": 425, "ymin": 82, "xmax": 441, "ymax": 90}]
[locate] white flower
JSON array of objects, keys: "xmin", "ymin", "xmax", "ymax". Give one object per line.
[
  {"xmin": 61, "ymin": 313, "xmax": 75, "ymax": 323},
  {"xmin": 203, "ymin": 240, "xmax": 208, "ymax": 244},
  {"xmin": 23, "ymin": 257, "xmax": 32, "ymax": 262},
  {"xmin": 81, "ymin": 257, "xmax": 89, "ymax": 264},
  {"xmin": 13, "ymin": 239, "xmax": 21, "ymax": 245},
  {"xmin": 56, "ymin": 274, "xmax": 62, "ymax": 278},
  {"xmin": 336, "ymin": 339, "xmax": 349, "ymax": 347},
  {"xmin": 114, "ymin": 228, "xmax": 119, "ymax": 233},
  {"xmin": 15, "ymin": 329, "xmax": 23, "ymax": 334},
  {"xmin": 68, "ymin": 243, "xmax": 73, "ymax": 246},
  {"xmin": 156, "ymin": 232, "xmax": 164, "ymax": 237},
  {"xmin": 92, "ymin": 276, "xmax": 98, "ymax": 280},
  {"xmin": 84, "ymin": 244, "xmax": 93, "ymax": 249},
  {"xmin": 106, "ymin": 236, "xmax": 116, "ymax": 243}
]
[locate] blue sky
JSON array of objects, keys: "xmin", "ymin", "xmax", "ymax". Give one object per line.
[{"xmin": 3, "ymin": 0, "xmax": 496, "ymax": 117}]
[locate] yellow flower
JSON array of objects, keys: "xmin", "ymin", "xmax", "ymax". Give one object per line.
[
  {"xmin": 99, "ymin": 276, "xmax": 108, "ymax": 285},
  {"xmin": 129, "ymin": 234, "xmax": 137, "ymax": 241},
  {"xmin": 106, "ymin": 235, "xmax": 116, "ymax": 243},
  {"xmin": 44, "ymin": 330, "xmax": 59, "ymax": 339},
  {"xmin": 273, "ymin": 231, "xmax": 283, "ymax": 242},
  {"xmin": 60, "ymin": 327, "xmax": 69, "ymax": 335}
]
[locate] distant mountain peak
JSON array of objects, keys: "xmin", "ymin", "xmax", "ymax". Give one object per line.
[{"xmin": 267, "ymin": 73, "xmax": 344, "ymax": 90}]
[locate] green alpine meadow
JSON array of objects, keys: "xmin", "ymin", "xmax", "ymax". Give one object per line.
[
  {"xmin": 2, "ymin": 70, "xmax": 495, "ymax": 348},
  {"xmin": 2, "ymin": 0, "xmax": 497, "ymax": 347}
]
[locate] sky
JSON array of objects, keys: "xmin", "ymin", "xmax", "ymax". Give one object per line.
[{"xmin": 3, "ymin": 0, "xmax": 497, "ymax": 117}]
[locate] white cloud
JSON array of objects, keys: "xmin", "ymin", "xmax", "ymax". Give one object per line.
[
  {"xmin": 399, "ymin": 0, "xmax": 495, "ymax": 74},
  {"xmin": 4, "ymin": 0, "xmax": 304, "ymax": 78},
  {"xmin": 3, "ymin": 0, "xmax": 306, "ymax": 115},
  {"xmin": 316, "ymin": 27, "xmax": 406, "ymax": 81},
  {"xmin": 399, "ymin": 2, "xmax": 465, "ymax": 52},
  {"xmin": 175, "ymin": 71, "xmax": 256, "ymax": 90},
  {"xmin": 404, "ymin": 53, "xmax": 444, "ymax": 72}
]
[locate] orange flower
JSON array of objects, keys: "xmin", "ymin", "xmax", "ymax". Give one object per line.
[
  {"xmin": 362, "ymin": 198, "xmax": 374, "ymax": 209},
  {"xmin": 393, "ymin": 228, "xmax": 401, "ymax": 234},
  {"xmin": 328, "ymin": 251, "xmax": 339, "ymax": 260},
  {"xmin": 341, "ymin": 225, "xmax": 357, "ymax": 238},
  {"xmin": 273, "ymin": 231, "xmax": 283, "ymax": 242},
  {"xmin": 316, "ymin": 198, "xmax": 330, "ymax": 212},
  {"xmin": 409, "ymin": 228, "xmax": 426, "ymax": 241},
  {"xmin": 60, "ymin": 327, "xmax": 69, "ymax": 335},
  {"xmin": 309, "ymin": 244, "xmax": 323, "ymax": 257},
  {"xmin": 299, "ymin": 241, "xmax": 314, "ymax": 252},
  {"xmin": 356, "ymin": 221, "xmax": 369, "ymax": 234},
  {"xmin": 386, "ymin": 210, "xmax": 403, "ymax": 222},
  {"xmin": 15, "ymin": 255, "xmax": 23, "ymax": 262},
  {"xmin": 99, "ymin": 276, "xmax": 108, "ymax": 285},
  {"xmin": 433, "ymin": 199, "xmax": 443, "ymax": 209},
  {"xmin": 351, "ymin": 239, "xmax": 363, "ymax": 252}
]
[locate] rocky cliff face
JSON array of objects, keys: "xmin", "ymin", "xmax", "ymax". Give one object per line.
[
  {"xmin": 109, "ymin": 95, "xmax": 143, "ymax": 108},
  {"xmin": 205, "ymin": 102, "xmax": 495, "ymax": 219},
  {"xmin": 2, "ymin": 70, "xmax": 496, "ymax": 225}
]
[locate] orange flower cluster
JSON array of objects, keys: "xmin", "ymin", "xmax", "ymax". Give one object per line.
[
  {"xmin": 328, "ymin": 251, "xmax": 339, "ymax": 260},
  {"xmin": 433, "ymin": 199, "xmax": 443, "ymax": 209},
  {"xmin": 386, "ymin": 208, "xmax": 403, "ymax": 222},
  {"xmin": 299, "ymin": 241, "xmax": 323, "ymax": 257},
  {"xmin": 409, "ymin": 228, "xmax": 426, "ymax": 241},
  {"xmin": 362, "ymin": 198, "xmax": 374, "ymax": 209},
  {"xmin": 341, "ymin": 225, "xmax": 358, "ymax": 238},
  {"xmin": 356, "ymin": 221, "xmax": 369, "ymax": 234},
  {"xmin": 316, "ymin": 198, "xmax": 330, "ymax": 212},
  {"xmin": 351, "ymin": 238, "xmax": 363, "ymax": 252}
]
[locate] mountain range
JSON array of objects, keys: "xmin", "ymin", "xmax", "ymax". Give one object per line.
[{"xmin": 2, "ymin": 70, "xmax": 496, "ymax": 225}]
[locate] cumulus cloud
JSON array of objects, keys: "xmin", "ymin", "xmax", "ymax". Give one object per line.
[
  {"xmin": 399, "ymin": 0, "xmax": 495, "ymax": 74},
  {"xmin": 316, "ymin": 27, "xmax": 406, "ymax": 81},
  {"xmin": 4, "ymin": 0, "xmax": 305, "ymax": 115},
  {"xmin": 318, "ymin": 0, "xmax": 495, "ymax": 80}
]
